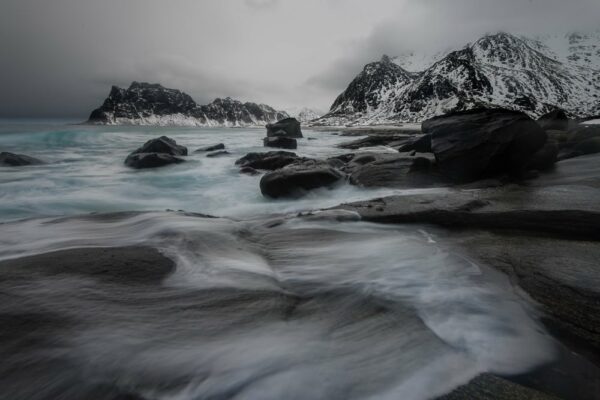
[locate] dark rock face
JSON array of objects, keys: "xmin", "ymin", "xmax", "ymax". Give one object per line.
[
  {"xmin": 125, "ymin": 136, "xmax": 187, "ymax": 169},
  {"xmin": 263, "ymin": 136, "xmax": 297, "ymax": 150},
  {"xmin": 527, "ymin": 142, "xmax": 559, "ymax": 171},
  {"xmin": 422, "ymin": 108, "xmax": 547, "ymax": 181},
  {"xmin": 266, "ymin": 118, "xmax": 303, "ymax": 138},
  {"xmin": 239, "ymin": 166, "xmax": 259, "ymax": 175},
  {"xmin": 396, "ymin": 134, "xmax": 432, "ymax": 153},
  {"xmin": 124, "ymin": 153, "xmax": 185, "ymax": 169},
  {"xmin": 88, "ymin": 82, "xmax": 288, "ymax": 126},
  {"xmin": 260, "ymin": 160, "xmax": 344, "ymax": 198},
  {"xmin": 347, "ymin": 154, "xmax": 447, "ymax": 188},
  {"xmin": 235, "ymin": 151, "xmax": 302, "ymax": 171},
  {"xmin": 194, "ymin": 143, "xmax": 225, "ymax": 153},
  {"xmin": 0, "ymin": 152, "xmax": 44, "ymax": 166},
  {"xmin": 537, "ymin": 109, "xmax": 571, "ymax": 131},
  {"xmin": 206, "ymin": 150, "xmax": 230, "ymax": 158}
]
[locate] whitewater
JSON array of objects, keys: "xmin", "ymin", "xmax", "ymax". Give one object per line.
[{"xmin": 0, "ymin": 120, "xmax": 579, "ymax": 400}]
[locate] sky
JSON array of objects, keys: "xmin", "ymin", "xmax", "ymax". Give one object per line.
[{"xmin": 1, "ymin": 0, "xmax": 599, "ymax": 118}]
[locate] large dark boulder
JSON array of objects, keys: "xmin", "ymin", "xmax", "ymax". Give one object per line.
[
  {"xmin": 263, "ymin": 136, "xmax": 297, "ymax": 149},
  {"xmin": 130, "ymin": 136, "xmax": 187, "ymax": 156},
  {"xmin": 0, "ymin": 152, "xmax": 44, "ymax": 166},
  {"xmin": 422, "ymin": 108, "xmax": 547, "ymax": 182},
  {"xmin": 260, "ymin": 160, "xmax": 344, "ymax": 198},
  {"xmin": 235, "ymin": 151, "xmax": 301, "ymax": 171},
  {"xmin": 266, "ymin": 118, "xmax": 303, "ymax": 138},
  {"xmin": 124, "ymin": 153, "xmax": 185, "ymax": 169},
  {"xmin": 527, "ymin": 142, "xmax": 559, "ymax": 171},
  {"xmin": 537, "ymin": 109, "xmax": 572, "ymax": 131},
  {"xmin": 125, "ymin": 136, "xmax": 187, "ymax": 169}
]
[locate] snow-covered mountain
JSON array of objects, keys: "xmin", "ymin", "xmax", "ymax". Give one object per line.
[
  {"xmin": 285, "ymin": 107, "xmax": 323, "ymax": 123},
  {"xmin": 315, "ymin": 32, "xmax": 600, "ymax": 126},
  {"xmin": 88, "ymin": 82, "xmax": 289, "ymax": 127}
]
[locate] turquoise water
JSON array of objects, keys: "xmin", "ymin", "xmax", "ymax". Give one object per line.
[{"xmin": 0, "ymin": 120, "xmax": 407, "ymax": 222}]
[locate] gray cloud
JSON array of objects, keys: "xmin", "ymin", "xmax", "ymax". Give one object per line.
[{"xmin": 0, "ymin": 0, "xmax": 598, "ymax": 118}]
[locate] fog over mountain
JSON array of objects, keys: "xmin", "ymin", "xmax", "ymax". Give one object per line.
[{"xmin": 1, "ymin": 0, "xmax": 599, "ymax": 118}]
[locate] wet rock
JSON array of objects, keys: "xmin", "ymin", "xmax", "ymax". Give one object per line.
[
  {"xmin": 422, "ymin": 108, "xmax": 547, "ymax": 182},
  {"xmin": 194, "ymin": 143, "xmax": 225, "ymax": 152},
  {"xmin": 206, "ymin": 150, "xmax": 230, "ymax": 158},
  {"xmin": 527, "ymin": 142, "xmax": 559, "ymax": 171},
  {"xmin": 235, "ymin": 151, "xmax": 302, "ymax": 171},
  {"xmin": 396, "ymin": 134, "xmax": 432, "ymax": 153},
  {"xmin": 537, "ymin": 109, "xmax": 572, "ymax": 131},
  {"xmin": 260, "ymin": 160, "xmax": 345, "ymax": 198},
  {"xmin": 0, "ymin": 152, "xmax": 44, "ymax": 166},
  {"xmin": 125, "ymin": 136, "xmax": 187, "ymax": 169},
  {"xmin": 124, "ymin": 153, "xmax": 185, "ymax": 169},
  {"xmin": 130, "ymin": 136, "xmax": 187, "ymax": 156},
  {"xmin": 266, "ymin": 117, "xmax": 303, "ymax": 138},
  {"xmin": 239, "ymin": 166, "xmax": 260, "ymax": 175},
  {"xmin": 263, "ymin": 136, "xmax": 298, "ymax": 150},
  {"xmin": 438, "ymin": 374, "xmax": 558, "ymax": 400},
  {"xmin": 347, "ymin": 154, "xmax": 447, "ymax": 188},
  {"xmin": 338, "ymin": 134, "xmax": 411, "ymax": 150}
]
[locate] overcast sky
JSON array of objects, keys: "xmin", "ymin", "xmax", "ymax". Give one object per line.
[{"xmin": 1, "ymin": 0, "xmax": 599, "ymax": 118}]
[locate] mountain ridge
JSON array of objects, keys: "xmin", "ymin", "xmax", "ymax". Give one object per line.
[
  {"xmin": 88, "ymin": 82, "xmax": 289, "ymax": 127},
  {"xmin": 314, "ymin": 31, "xmax": 600, "ymax": 126}
]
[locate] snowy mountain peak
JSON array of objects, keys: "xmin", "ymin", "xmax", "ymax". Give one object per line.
[{"xmin": 314, "ymin": 30, "xmax": 600, "ymax": 126}]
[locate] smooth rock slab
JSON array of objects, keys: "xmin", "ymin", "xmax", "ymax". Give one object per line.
[
  {"xmin": 194, "ymin": 143, "xmax": 225, "ymax": 152},
  {"xmin": 235, "ymin": 151, "xmax": 302, "ymax": 171}
]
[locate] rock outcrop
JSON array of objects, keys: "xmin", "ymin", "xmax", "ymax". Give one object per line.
[
  {"xmin": 88, "ymin": 82, "xmax": 288, "ymax": 127},
  {"xmin": 423, "ymin": 108, "xmax": 547, "ymax": 181}
]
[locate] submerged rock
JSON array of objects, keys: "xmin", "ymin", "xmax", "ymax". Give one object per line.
[
  {"xmin": 263, "ymin": 136, "xmax": 297, "ymax": 149},
  {"xmin": 206, "ymin": 150, "xmax": 230, "ymax": 158},
  {"xmin": 423, "ymin": 108, "xmax": 547, "ymax": 182},
  {"xmin": 260, "ymin": 160, "xmax": 344, "ymax": 198},
  {"xmin": 194, "ymin": 143, "xmax": 225, "ymax": 152},
  {"xmin": 235, "ymin": 151, "xmax": 302, "ymax": 171},
  {"xmin": 266, "ymin": 117, "xmax": 303, "ymax": 138},
  {"xmin": 0, "ymin": 152, "xmax": 44, "ymax": 166}
]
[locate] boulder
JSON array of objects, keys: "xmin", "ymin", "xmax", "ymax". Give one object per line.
[
  {"xmin": 537, "ymin": 109, "xmax": 572, "ymax": 131},
  {"xmin": 338, "ymin": 134, "xmax": 411, "ymax": 150},
  {"xmin": 235, "ymin": 151, "xmax": 302, "ymax": 171},
  {"xmin": 130, "ymin": 136, "xmax": 187, "ymax": 156},
  {"xmin": 125, "ymin": 136, "xmax": 187, "ymax": 169},
  {"xmin": 239, "ymin": 166, "xmax": 260, "ymax": 175},
  {"xmin": 124, "ymin": 153, "xmax": 185, "ymax": 169},
  {"xmin": 0, "ymin": 152, "xmax": 44, "ymax": 166},
  {"xmin": 263, "ymin": 136, "xmax": 297, "ymax": 150},
  {"xmin": 260, "ymin": 160, "xmax": 344, "ymax": 198},
  {"xmin": 206, "ymin": 150, "xmax": 230, "ymax": 158},
  {"xmin": 194, "ymin": 143, "xmax": 225, "ymax": 153},
  {"xmin": 266, "ymin": 117, "xmax": 303, "ymax": 138},
  {"xmin": 422, "ymin": 108, "xmax": 547, "ymax": 182}
]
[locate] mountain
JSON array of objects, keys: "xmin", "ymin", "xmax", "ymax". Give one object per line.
[
  {"xmin": 285, "ymin": 107, "xmax": 323, "ymax": 123},
  {"xmin": 87, "ymin": 82, "xmax": 289, "ymax": 126},
  {"xmin": 314, "ymin": 32, "xmax": 600, "ymax": 126}
]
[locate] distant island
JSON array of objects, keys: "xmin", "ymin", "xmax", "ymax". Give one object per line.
[{"xmin": 87, "ymin": 82, "xmax": 289, "ymax": 127}]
